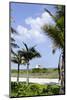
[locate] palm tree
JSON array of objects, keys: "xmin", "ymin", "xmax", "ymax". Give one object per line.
[
  {"xmin": 11, "ymin": 50, "xmax": 26, "ymax": 83},
  {"xmin": 11, "ymin": 27, "xmax": 19, "ymax": 54},
  {"xmin": 19, "ymin": 42, "xmax": 41, "ymax": 85},
  {"xmin": 43, "ymin": 6, "xmax": 64, "ymax": 51},
  {"xmin": 42, "ymin": 5, "xmax": 65, "ymax": 94}
]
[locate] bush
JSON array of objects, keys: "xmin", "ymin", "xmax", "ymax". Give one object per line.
[
  {"xmin": 31, "ymin": 68, "xmax": 47, "ymax": 73},
  {"xmin": 53, "ymin": 68, "xmax": 58, "ymax": 71},
  {"xmin": 29, "ymin": 84, "xmax": 41, "ymax": 95},
  {"xmin": 11, "ymin": 82, "xmax": 18, "ymax": 92},
  {"xmin": 42, "ymin": 87, "xmax": 48, "ymax": 93},
  {"xmin": 47, "ymin": 85, "xmax": 60, "ymax": 95},
  {"xmin": 11, "ymin": 82, "xmax": 60, "ymax": 97}
]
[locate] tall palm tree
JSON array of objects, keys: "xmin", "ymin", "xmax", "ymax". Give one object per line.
[
  {"xmin": 11, "ymin": 50, "xmax": 26, "ymax": 83},
  {"xmin": 19, "ymin": 42, "xmax": 41, "ymax": 85},
  {"xmin": 42, "ymin": 5, "xmax": 65, "ymax": 94},
  {"xmin": 43, "ymin": 6, "xmax": 64, "ymax": 51}
]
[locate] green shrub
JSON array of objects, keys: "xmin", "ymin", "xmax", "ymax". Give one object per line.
[
  {"xmin": 29, "ymin": 84, "xmax": 41, "ymax": 95},
  {"xmin": 47, "ymin": 85, "xmax": 60, "ymax": 95},
  {"xmin": 31, "ymin": 68, "xmax": 47, "ymax": 73},
  {"xmin": 11, "ymin": 82, "xmax": 60, "ymax": 97},
  {"xmin": 51, "ymin": 85, "xmax": 60, "ymax": 95},
  {"xmin": 11, "ymin": 82, "xmax": 18, "ymax": 92},
  {"xmin": 42, "ymin": 87, "xmax": 48, "ymax": 93},
  {"xmin": 53, "ymin": 68, "xmax": 58, "ymax": 71}
]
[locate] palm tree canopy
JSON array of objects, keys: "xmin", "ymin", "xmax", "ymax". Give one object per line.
[
  {"xmin": 55, "ymin": 6, "xmax": 65, "ymax": 19},
  {"xmin": 11, "ymin": 27, "xmax": 19, "ymax": 54},
  {"xmin": 11, "ymin": 51, "xmax": 27, "ymax": 65},
  {"xmin": 18, "ymin": 42, "xmax": 41, "ymax": 62},
  {"xmin": 43, "ymin": 24, "xmax": 64, "ymax": 49},
  {"xmin": 42, "ymin": 5, "xmax": 65, "ymax": 52}
]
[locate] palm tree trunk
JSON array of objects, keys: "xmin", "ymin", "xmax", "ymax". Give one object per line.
[
  {"xmin": 58, "ymin": 54, "xmax": 61, "ymax": 81},
  {"xmin": 60, "ymin": 52, "xmax": 65, "ymax": 94},
  {"xmin": 63, "ymin": 52, "xmax": 65, "ymax": 93},
  {"xmin": 17, "ymin": 63, "xmax": 20, "ymax": 83},
  {"xmin": 26, "ymin": 62, "xmax": 29, "ymax": 85},
  {"xmin": 59, "ymin": 52, "xmax": 65, "ymax": 94}
]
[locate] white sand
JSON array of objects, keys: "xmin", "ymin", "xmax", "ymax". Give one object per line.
[{"xmin": 11, "ymin": 77, "xmax": 60, "ymax": 85}]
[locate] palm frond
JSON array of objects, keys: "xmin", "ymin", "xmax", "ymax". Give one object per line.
[
  {"xmin": 11, "ymin": 27, "xmax": 18, "ymax": 34},
  {"xmin": 11, "ymin": 51, "xmax": 25, "ymax": 65},
  {"xmin": 52, "ymin": 43, "xmax": 57, "ymax": 54},
  {"xmin": 29, "ymin": 47, "xmax": 41, "ymax": 58},
  {"xmin": 11, "ymin": 43, "xmax": 19, "ymax": 48},
  {"xmin": 19, "ymin": 43, "xmax": 41, "ymax": 62},
  {"xmin": 11, "ymin": 48, "xmax": 15, "ymax": 54},
  {"xmin": 32, "ymin": 51, "xmax": 41, "ymax": 58},
  {"xmin": 11, "ymin": 37, "xmax": 15, "ymax": 42},
  {"xmin": 56, "ymin": 16, "xmax": 64, "ymax": 32},
  {"xmin": 22, "ymin": 42, "xmax": 28, "ymax": 51},
  {"xmin": 29, "ymin": 45, "xmax": 37, "ymax": 52},
  {"xmin": 55, "ymin": 5, "xmax": 65, "ymax": 19},
  {"xmin": 44, "ymin": 8, "xmax": 56, "ymax": 22},
  {"xmin": 42, "ymin": 24, "xmax": 64, "ymax": 49},
  {"xmin": 11, "ymin": 56, "xmax": 18, "ymax": 64}
]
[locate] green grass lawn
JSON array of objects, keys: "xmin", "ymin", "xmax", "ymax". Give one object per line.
[
  {"xmin": 11, "ymin": 68, "xmax": 59, "ymax": 79},
  {"xmin": 10, "ymin": 82, "xmax": 60, "ymax": 97}
]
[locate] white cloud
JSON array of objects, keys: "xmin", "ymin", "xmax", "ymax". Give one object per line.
[
  {"xmin": 16, "ymin": 12, "xmax": 55, "ymax": 44},
  {"xmin": 17, "ymin": 25, "xmax": 31, "ymax": 38},
  {"xmin": 25, "ymin": 12, "xmax": 55, "ymax": 28}
]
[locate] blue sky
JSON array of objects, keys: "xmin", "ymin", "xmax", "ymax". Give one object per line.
[{"xmin": 11, "ymin": 2, "xmax": 61, "ymax": 69}]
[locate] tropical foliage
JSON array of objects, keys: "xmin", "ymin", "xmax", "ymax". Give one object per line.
[
  {"xmin": 11, "ymin": 50, "xmax": 26, "ymax": 83},
  {"xmin": 11, "ymin": 27, "xmax": 19, "ymax": 54},
  {"xmin": 19, "ymin": 42, "xmax": 41, "ymax": 85},
  {"xmin": 11, "ymin": 82, "xmax": 60, "ymax": 97},
  {"xmin": 11, "ymin": 42, "xmax": 41, "ymax": 84},
  {"xmin": 42, "ymin": 5, "xmax": 65, "ymax": 94},
  {"xmin": 43, "ymin": 6, "xmax": 65, "ymax": 52}
]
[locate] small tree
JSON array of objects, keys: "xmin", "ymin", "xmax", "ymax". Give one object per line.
[
  {"xmin": 11, "ymin": 51, "xmax": 26, "ymax": 83},
  {"xmin": 19, "ymin": 42, "xmax": 41, "ymax": 85}
]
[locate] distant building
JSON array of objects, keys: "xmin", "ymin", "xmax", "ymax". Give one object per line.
[{"xmin": 35, "ymin": 64, "xmax": 43, "ymax": 69}]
